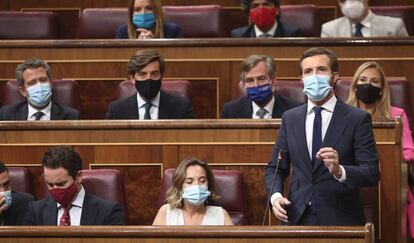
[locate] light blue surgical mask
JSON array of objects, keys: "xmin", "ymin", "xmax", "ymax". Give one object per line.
[
  {"xmin": 27, "ymin": 83, "xmax": 52, "ymax": 107},
  {"xmin": 302, "ymin": 74, "xmax": 332, "ymax": 101},
  {"xmin": 0, "ymin": 190, "xmax": 12, "ymax": 210},
  {"xmin": 246, "ymin": 83, "xmax": 272, "ymax": 105},
  {"xmin": 133, "ymin": 13, "xmax": 156, "ymax": 29},
  {"xmin": 182, "ymin": 185, "xmax": 211, "ymax": 206}
]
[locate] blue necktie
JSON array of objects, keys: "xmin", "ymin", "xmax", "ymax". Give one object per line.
[
  {"xmin": 144, "ymin": 102, "xmax": 152, "ymax": 120},
  {"xmin": 354, "ymin": 23, "xmax": 363, "ymax": 37},
  {"xmin": 312, "ymin": 106, "xmax": 323, "ymax": 167}
]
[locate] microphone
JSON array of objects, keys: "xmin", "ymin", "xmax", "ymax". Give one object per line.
[{"xmin": 262, "ymin": 149, "xmax": 289, "ymax": 226}]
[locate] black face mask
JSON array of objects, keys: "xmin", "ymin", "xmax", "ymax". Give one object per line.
[
  {"xmin": 355, "ymin": 83, "xmax": 381, "ymax": 104},
  {"xmin": 135, "ymin": 79, "xmax": 161, "ymax": 100}
]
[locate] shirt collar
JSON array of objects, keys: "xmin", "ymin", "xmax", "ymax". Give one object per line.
[
  {"xmin": 56, "ymin": 185, "xmax": 85, "ymax": 209},
  {"xmin": 252, "ymin": 95, "xmax": 275, "ymax": 115},
  {"xmin": 307, "ymin": 93, "xmax": 337, "ymax": 114},
  {"xmin": 28, "ymin": 101, "xmax": 52, "ymax": 119},
  {"xmin": 353, "ymin": 10, "xmax": 372, "ymax": 29},
  {"xmin": 254, "ymin": 21, "xmax": 278, "ymax": 37},
  {"xmin": 136, "ymin": 92, "xmax": 160, "ymax": 108}
]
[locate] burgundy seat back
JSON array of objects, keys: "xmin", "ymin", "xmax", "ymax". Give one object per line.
[
  {"xmin": 158, "ymin": 168, "xmax": 246, "ymax": 225},
  {"xmin": 370, "ymin": 6, "xmax": 413, "ymax": 36},
  {"xmin": 279, "ymin": 5, "xmax": 321, "ymax": 37},
  {"xmin": 77, "ymin": 8, "xmax": 128, "ymax": 38},
  {"xmin": 335, "ymin": 78, "xmax": 413, "ymax": 127},
  {"xmin": 0, "ymin": 11, "xmax": 58, "ymax": 39},
  {"xmin": 8, "ymin": 167, "xmax": 32, "ymax": 195},
  {"xmin": 163, "ymin": 5, "xmax": 224, "ymax": 37},
  {"xmin": 237, "ymin": 80, "xmax": 307, "ymax": 104},
  {"xmin": 0, "ymin": 80, "xmax": 81, "ymax": 111},
  {"xmin": 117, "ymin": 80, "xmax": 192, "ymax": 100}
]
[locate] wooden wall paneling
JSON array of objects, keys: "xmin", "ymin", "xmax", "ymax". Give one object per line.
[{"xmin": 0, "ymin": 0, "xmax": 7, "ymax": 10}]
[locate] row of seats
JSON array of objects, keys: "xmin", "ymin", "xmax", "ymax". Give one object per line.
[
  {"xmin": 0, "ymin": 5, "xmax": 413, "ymax": 39},
  {"xmin": 8, "ymin": 167, "xmax": 246, "ymax": 225},
  {"xmin": 0, "ymin": 78, "xmax": 412, "ymax": 127}
]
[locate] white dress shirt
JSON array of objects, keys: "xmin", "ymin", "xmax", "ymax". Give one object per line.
[
  {"xmin": 27, "ymin": 102, "xmax": 51, "ymax": 120},
  {"xmin": 351, "ymin": 10, "xmax": 373, "ymax": 37},
  {"xmin": 56, "ymin": 186, "xmax": 85, "ymax": 226},
  {"xmin": 254, "ymin": 21, "xmax": 278, "ymax": 37},
  {"xmin": 252, "ymin": 96, "xmax": 275, "ymax": 119},
  {"xmin": 137, "ymin": 92, "xmax": 160, "ymax": 120}
]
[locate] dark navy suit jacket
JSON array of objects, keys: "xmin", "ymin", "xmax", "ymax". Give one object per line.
[
  {"xmin": 22, "ymin": 193, "xmax": 124, "ymax": 225},
  {"xmin": 0, "ymin": 101, "xmax": 80, "ymax": 120},
  {"xmin": 2, "ymin": 191, "xmax": 34, "ymax": 225},
  {"xmin": 264, "ymin": 99, "xmax": 380, "ymax": 225},
  {"xmin": 116, "ymin": 22, "xmax": 182, "ymax": 39},
  {"xmin": 221, "ymin": 95, "xmax": 301, "ymax": 118},
  {"xmin": 106, "ymin": 91, "xmax": 195, "ymax": 119},
  {"xmin": 231, "ymin": 21, "xmax": 301, "ymax": 37}
]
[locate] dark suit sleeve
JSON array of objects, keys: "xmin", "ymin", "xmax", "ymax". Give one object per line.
[
  {"xmin": 104, "ymin": 202, "xmax": 124, "ymax": 225},
  {"xmin": 181, "ymin": 99, "xmax": 195, "ymax": 118},
  {"xmin": 116, "ymin": 24, "xmax": 128, "ymax": 39},
  {"xmin": 343, "ymin": 113, "xmax": 380, "ymax": 188},
  {"xmin": 22, "ymin": 201, "xmax": 37, "ymax": 225},
  {"xmin": 221, "ymin": 104, "xmax": 230, "ymax": 118},
  {"xmin": 105, "ymin": 102, "xmax": 115, "ymax": 119}
]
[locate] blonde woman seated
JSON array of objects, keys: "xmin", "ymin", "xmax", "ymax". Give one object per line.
[
  {"xmin": 153, "ymin": 158, "xmax": 233, "ymax": 225},
  {"xmin": 347, "ymin": 61, "xmax": 414, "ymax": 237}
]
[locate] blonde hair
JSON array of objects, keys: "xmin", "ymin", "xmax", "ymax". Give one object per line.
[
  {"xmin": 347, "ymin": 61, "xmax": 391, "ymax": 120},
  {"xmin": 166, "ymin": 157, "xmax": 219, "ymax": 209},
  {"xmin": 127, "ymin": 0, "xmax": 165, "ymax": 39}
]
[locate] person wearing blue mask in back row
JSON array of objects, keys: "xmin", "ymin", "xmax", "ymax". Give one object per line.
[
  {"xmin": 221, "ymin": 54, "xmax": 301, "ymax": 119},
  {"xmin": 0, "ymin": 58, "xmax": 80, "ymax": 120},
  {"xmin": 153, "ymin": 157, "xmax": 233, "ymax": 225},
  {"xmin": 116, "ymin": 0, "xmax": 182, "ymax": 39}
]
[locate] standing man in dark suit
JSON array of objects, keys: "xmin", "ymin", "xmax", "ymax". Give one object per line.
[
  {"xmin": 0, "ymin": 58, "xmax": 80, "ymax": 120},
  {"xmin": 23, "ymin": 146, "xmax": 124, "ymax": 225},
  {"xmin": 0, "ymin": 161, "xmax": 34, "ymax": 225},
  {"xmin": 264, "ymin": 47, "xmax": 380, "ymax": 225},
  {"xmin": 222, "ymin": 54, "xmax": 301, "ymax": 119},
  {"xmin": 231, "ymin": 0, "xmax": 301, "ymax": 38},
  {"xmin": 106, "ymin": 50, "xmax": 195, "ymax": 119}
]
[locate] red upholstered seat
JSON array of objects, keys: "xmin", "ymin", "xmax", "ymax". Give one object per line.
[
  {"xmin": 118, "ymin": 80, "xmax": 192, "ymax": 101},
  {"xmin": 77, "ymin": 8, "xmax": 128, "ymax": 38},
  {"xmin": 163, "ymin": 5, "xmax": 224, "ymax": 37},
  {"xmin": 158, "ymin": 168, "xmax": 246, "ymax": 225},
  {"xmin": 0, "ymin": 80, "xmax": 81, "ymax": 111},
  {"xmin": 0, "ymin": 11, "xmax": 58, "ymax": 39},
  {"xmin": 8, "ymin": 167, "xmax": 32, "ymax": 195},
  {"xmin": 279, "ymin": 5, "xmax": 321, "ymax": 37},
  {"xmin": 370, "ymin": 6, "xmax": 414, "ymax": 36}
]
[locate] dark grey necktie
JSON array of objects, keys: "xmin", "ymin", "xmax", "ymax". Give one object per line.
[
  {"xmin": 34, "ymin": 111, "xmax": 44, "ymax": 120},
  {"xmin": 144, "ymin": 103, "xmax": 152, "ymax": 120},
  {"xmin": 257, "ymin": 108, "xmax": 267, "ymax": 119},
  {"xmin": 354, "ymin": 23, "xmax": 364, "ymax": 37}
]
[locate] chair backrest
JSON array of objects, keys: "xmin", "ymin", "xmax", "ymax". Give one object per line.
[
  {"xmin": 117, "ymin": 80, "xmax": 192, "ymax": 100},
  {"xmin": 279, "ymin": 5, "xmax": 321, "ymax": 37},
  {"xmin": 77, "ymin": 8, "xmax": 128, "ymax": 38},
  {"xmin": 0, "ymin": 80, "xmax": 81, "ymax": 111},
  {"xmin": 370, "ymin": 6, "xmax": 413, "ymax": 36},
  {"xmin": 0, "ymin": 11, "xmax": 58, "ymax": 39},
  {"xmin": 335, "ymin": 78, "xmax": 413, "ymax": 128},
  {"xmin": 237, "ymin": 80, "xmax": 307, "ymax": 104},
  {"xmin": 163, "ymin": 5, "xmax": 224, "ymax": 37},
  {"xmin": 8, "ymin": 167, "xmax": 32, "ymax": 195},
  {"xmin": 158, "ymin": 168, "xmax": 246, "ymax": 225}
]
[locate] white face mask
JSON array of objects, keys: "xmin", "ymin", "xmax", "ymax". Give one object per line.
[{"xmin": 340, "ymin": 0, "xmax": 365, "ymax": 20}]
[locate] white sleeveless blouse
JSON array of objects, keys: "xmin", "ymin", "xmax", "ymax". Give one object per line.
[{"xmin": 165, "ymin": 205, "xmax": 225, "ymax": 225}]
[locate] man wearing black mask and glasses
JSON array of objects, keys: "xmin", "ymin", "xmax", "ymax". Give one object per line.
[{"xmin": 106, "ymin": 49, "xmax": 195, "ymax": 119}]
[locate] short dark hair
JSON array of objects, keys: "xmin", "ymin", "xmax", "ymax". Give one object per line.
[
  {"xmin": 16, "ymin": 57, "xmax": 51, "ymax": 87},
  {"xmin": 241, "ymin": 0, "xmax": 280, "ymax": 13},
  {"xmin": 42, "ymin": 146, "xmax": 83, "ymax": 180},
  {"xmin": 127, "ymin": 49, "xmax": 165, "ymax": 77},
  {"xmin": 0, "ymin": 161, "xmax": 8, "ymax": 174},
  {"xmin": 298, "ymin": 47, "xmax": 339, "ymax": 74}
]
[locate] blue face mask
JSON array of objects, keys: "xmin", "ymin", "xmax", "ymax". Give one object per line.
[
  {"xmin": 0, "ymin": 190, "xmax": 12, "ymax": 210},
  {"xmin": 133, "ymin": 13, "xmax": 156, "ymax": 29},
  {"xmin": 246, "ymin": 83, "xmax": 272, "ymax": 105},
  {"xmin": 182, "ymin": 185, "xmax": 211, "ymax": 206},
  {"xmin": 27, "ymin": 83, "xmax": 52, "ymax": 107},
  {"xmin": 302, "ymin": 74, "xmax": 332, "ymax": 101}
]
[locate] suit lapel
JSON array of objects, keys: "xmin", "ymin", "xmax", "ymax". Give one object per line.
[
  {"xmin": 127, "ymin": 94, "xmax": 140, "ymax": 119},
  {"xmin": 50, "ymin": 102, "xmax": 62, "ymax": 120},
  {"xmin": 271, "ymin": 95, "xmax": 281, "ymax": 118},
  {"xmin": 16, "ymin": 103, "xmax": 28, "ymax": 120},
  {"xmin": 293, "ymin": 105, "xmax": 313, "ymax": 172},
  {"xmin": 80, "ymin": 193, "xmax": 98, "ymax": 225},
  {"xmin": 340, "ymin": 17, "xmax": 353, "ymax": 37},
  {"xmin": 44, "ymin": 197, "xmax": 58, "ymax": 225},
  {"xmin": 158, "ymin": 91, "xmax": 168, "ymax": 119}
]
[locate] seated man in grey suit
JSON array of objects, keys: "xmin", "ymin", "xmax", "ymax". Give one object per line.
[
  {"xmin": 222, "ymin": 54, "xmax": 301, "ymax": 119},
  {"xmin": 231, "ymin": 0, "xmax": 301, "ymax": 38},
  {"xmin": 0, "ymin": 58, "xmax": 80, "ymax": 120},
  {"xmin": 0, "ymin": 161, "xmax": 34, "ymax": 225},
  {"xmin": 106, "ymin": 49, "xmax": 195, "ymax": 119},
  {"xmin": 23, "ymin": 146, "xmax": 124, "ymax": 225},
  {"xmin": 321, "ymin": 0, "xmax": 408, "ymax": 37}
]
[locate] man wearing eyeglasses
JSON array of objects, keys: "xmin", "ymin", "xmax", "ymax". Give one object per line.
[
  {"xmin": 221, "ymin": 54, "xmax": 301, "ymax": 119},
  {"xmin": 106, "ymin": 49, "xmax": 195, "ymax": 119},
  {"xmin": 0, "ymin": 161, "xmax": 34, "ymax": 225}
]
